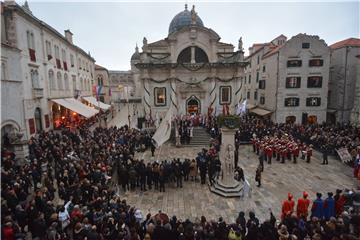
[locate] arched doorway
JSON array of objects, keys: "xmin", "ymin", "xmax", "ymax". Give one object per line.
[
  {"xmin": 34, "ymin": 108, "xmax": 43, "ymax": 132},
  {"xmin": 186, "ymin": 96, "xmax": 200, "ymax": 114}
]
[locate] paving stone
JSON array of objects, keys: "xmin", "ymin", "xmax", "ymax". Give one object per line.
[{"xmin": 108, "ymin": 143, "xmax": 360, "ymax": 222}]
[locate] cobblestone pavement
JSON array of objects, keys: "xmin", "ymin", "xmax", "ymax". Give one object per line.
[{"xmin": 112, "ymin": 143, "xmax": 357, "ymax": 223}]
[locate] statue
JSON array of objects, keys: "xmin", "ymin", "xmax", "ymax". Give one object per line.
[
  {"xmin": 238, "ymin": 37, "xmax": 243, "ymax": 51},
  {"xmin": 143, "ymin": 37, "xmax": 147, "ymax": 46},
  {"xmin": 191, "ymin": 5, "xmax": 197, "ymax": 24}
]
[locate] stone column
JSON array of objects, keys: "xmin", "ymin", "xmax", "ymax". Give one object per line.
[
  {"xmin": 220, "ymin": 127, "xmax": 236, "ymax": 175},
  {"xmin": 191, "ymin": 47, "xmax": 196, "ymax": 64}
]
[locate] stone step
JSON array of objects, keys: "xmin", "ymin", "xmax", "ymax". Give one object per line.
[
  {"xmin": 216, "ymin": 180, "xmax": 241, "ymax": 189},
  {"xmin": 209, "ymin": 185, "xmax": 243, "ymax": 198},
  {"xmin": 213, "ymin": 184, "xmax": 243, "ymax": 194}
]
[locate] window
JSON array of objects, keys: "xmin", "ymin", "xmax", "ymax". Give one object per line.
[
  {"xmin": 286, "ymin": 77, "xmax": 301, "ymax": 88},
  {"xmin": 177, "ymin": 46, "xmax": 209, "ymax": 63},
  {"xmin": 309, "ymin": 59, "xmax": 323, "ymax": 67},
  {"xmin": 284, "ymin": 97, "xmax": 300, "ymax": 107},
  {"xmin": 256, "ymin": 72, "xmax": 259, "ymax": 83},
  {"xmin": 57, "ymin": 72, "xmax": 63, "ymax": 90},
  {"xmin": 257, "ymin": 55, "xmax": 260, "ymax": 65},
  {"xmin": 54, "ymin": 45, "xmax": 61, "ymax": 68},
  {"xmin": 244, "ymin": 75, "xmax": 247, "ymax": 84},
  {"xmin": 34, "ymin": 108, "xmax": 43, "ymax": 132},
  {"xmin": 70, "ymin": 54, "xmax": 74, "ymax": 67},
  {"xmin": 30, "ymin": 69, "xmax": 40, "ymax": 88},
  {"xmin": 247, "ymin": 91, "xmax": 250, "ymax": 99},
  {"xmin": 72, "ymin": 75, "xmax": 76, "ymax": 91},
  {"xmin": 62, "ymin": 49, "xmax": 67, "ymax": 70},
  {"xmin": 154, "ymin": 87, "xmax": 166, "ymax": 106},
  {"xmin": 97, "ymin": 75, "xmax": 104, "ymax": 86},
  {"xmin": 287, "ymin": 60, "xmax": 302, "ymax": 67},
  {"xmin": 220, "ymin": 86, "xmax": 231, "ymax": 105},
  {"xmin": 49, "ymin": 70, "xmax": 55, "ymax": 89},
  {"xmin": 27, "ymin": 31, "xmax": 36, "ymax": 62},
  {"xmin": 1, "ymin": 62, "xmax": 7, "ymax": 80},
  {"xmin": 306, "ymin": 97, "xmax": 321, "ymax": 106},
  {"xmin": 302, "ymin": 43, "xmax": 310, "ymax": 49},
  {"xmin": 46, "ymin": 40, "xmax": 52, "ymax": 60},
  {"xmin": 262, "ymin": 65, "xmax": 266, "ymax": 72},
  {"xmin": 248, "ymin": 75, "xmax": 251, "ymax": 84},
  {"xmin": 259, "ymin": 80, "xmax": 266, "ymax": 89},
  {"xmin": 78, "ymin": 58, "xmax": 81, "ymax": 69},
  {"xmin": 260, "ymin": 96, "xmax": 265, "ymax": 105},
  {"xmin": 64, "ymin": 73, "xmax": 69, "ymax": 90},
  {"xmin": 307, "ymin": 76, "xmax": 322, "ymax": 88},
  {"xmin": 254, "ymin": 91, "xmax": 258, "ymax": 100}
]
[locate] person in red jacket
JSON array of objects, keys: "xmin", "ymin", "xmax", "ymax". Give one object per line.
[
  {"xmin": 334, "ymin": 189, "xmax": 346, "ymax": 216},
  {"xmin": 306, "ymin": 145, "xmax": 313, "ymax": 163},
  {"xmin": 266, "ymin": 146, "xmax": 273, "ymax": 164},
  {"xmin": 296, "ymin": 191, "xmax": 310, "ymax": 219},
  {"xmin": 292, "ymin": 145, "xmax": 300, "ymax": 164},
  {"xmin": 281, "ymin": 193, "xmax": 295, "ymax": 220},
  {"xmin": 2, "ymin": 221, "xmax": 14, "ymax": 240}
]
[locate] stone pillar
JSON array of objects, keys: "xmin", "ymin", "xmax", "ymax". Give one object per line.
[
  {"xmin": 191, "ymin": 47, "xmax": 196, "ymax": 64},
  {"xmin": 220, "ymin": 127, "xmax": 236, "ymax": 174},
  {"xmin": 13, "ymin": 140, "xmax": 29, "ymax": 166}
]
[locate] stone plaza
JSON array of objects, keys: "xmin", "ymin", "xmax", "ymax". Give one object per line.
[{"xmin": 113, "ymin": 142, "xmax": 357, "ymax": 223}]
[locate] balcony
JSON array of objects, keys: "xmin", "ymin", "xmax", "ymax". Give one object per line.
[{"xmin": 32, "ymin": 88, "xmax": 44, "ymax": 98}]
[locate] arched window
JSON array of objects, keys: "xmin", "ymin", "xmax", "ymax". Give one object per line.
[
  {"xmin": 64, "ymin": 73, "xmax": 69, "ymax": 90},
  {"xmin": 97, "ymin": 75, "xmax": 103, "ymax": 86},
  {"xmin": 34, "ymin": 107, "xmax": 43, "ymax": 132},
  {"xmin": 49, "ymin": 70, "xmax": 55, "ymax": 89},
  {"xmin": 30, "ymin": 69, "xmax": 40, "ymax": 88},
  {"xmin": 177, "ymin": 46, "xmax": 209, "ymax": 63},
  {"xmin": 57, "ymin": 72, "xmax": 63, "ymax": 90}
]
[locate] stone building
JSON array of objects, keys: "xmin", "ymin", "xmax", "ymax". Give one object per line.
[
  {"xmin": 245, "ymin": 33, "xmax": 330, "ymax": 124},
  {"xmin": 328, "ymin": 38, "xmax": 360, "ymax": 125},
  {"xmin": 128, "ymin": 5, "xmax": 247, "ymax": 121},
  {"xmin": 94, "ymin": 64, "xmax": 111, "ymax": 104},
  {"xmin": 1, "ymin": 1, "xmax": 98, "ymax": 158}
]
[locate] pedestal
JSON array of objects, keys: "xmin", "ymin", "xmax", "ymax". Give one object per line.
[
  {"xmin": 209, "ymin": 127, "xmax": 245, "ymax": 198},
  {"xmin": 12, "ymin": 140, "xmax": 29, "ymax": 166}
]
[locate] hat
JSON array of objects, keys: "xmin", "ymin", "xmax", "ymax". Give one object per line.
[
  {"xmin": 328, "ymin": 192, "xmax": 333, "ymax": 197},
  {"xmin": 303, "ymin": 191, "xmax": 309, "ymax": 198},
  {"xmin": 316, "ymin": 192, "xmax": 322, "ymax": 198},
  {"xmin": 288, "ymin": 193, "xmax": 293, "ymax": 199}
]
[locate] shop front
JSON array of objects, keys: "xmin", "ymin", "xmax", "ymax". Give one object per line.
[{"xmin": 51, "ymin": 98, "xmax": 99, "ymax": 130}]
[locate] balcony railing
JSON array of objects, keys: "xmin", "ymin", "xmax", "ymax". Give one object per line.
[{"xmin": 32, "ymin": 88, "xmax": 43, "ymax": 98}]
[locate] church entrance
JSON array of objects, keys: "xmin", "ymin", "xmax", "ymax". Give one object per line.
[{"xmin": 186, "ymin": 96, "xmax": 200, "ymax": 114}]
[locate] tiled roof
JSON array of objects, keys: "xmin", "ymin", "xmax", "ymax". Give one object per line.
[
  {"xmin": 330, "ymin": 38, "xmax": 360, "ymax": 50},
  {"xmin": 262, "ymin": 44, "xmax": 284, "ymax": 59}
]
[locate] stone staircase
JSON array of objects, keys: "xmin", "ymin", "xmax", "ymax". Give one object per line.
[
  {"xmin": 189, "ymin": 127, "xmax": 211, "ymax": 146},
  {"xmin": 209, "ymin": 179, "xmax": 244, "ymax": 198}
]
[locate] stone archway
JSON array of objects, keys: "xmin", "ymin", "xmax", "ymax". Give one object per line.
[{"xmin": 186, "ymin": 96, "xmax": 200, "ymax": 114}]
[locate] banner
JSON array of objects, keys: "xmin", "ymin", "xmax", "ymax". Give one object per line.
[
  {"xmin": 336, "ymin": 148, "xmax": 352, "ymax": 163},
  {"xmin": 152, "ymin": 106, "xmax": 173, "ymax": 148}
]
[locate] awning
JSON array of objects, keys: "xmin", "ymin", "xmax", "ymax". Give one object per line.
[
  {"xmin": 82, "ymin": 96, "xmax": 111, "ymax": 110},
  {"xmin": 250, "ymin": 107, "xmax": 272, "ymax": 116},
  {"xmin": 51, "ymin": 98, "xmax": 99, "ymax": 118},
  {"xmin": 246, "ymin": 103, "xmax": 256, "ymax": 110}
]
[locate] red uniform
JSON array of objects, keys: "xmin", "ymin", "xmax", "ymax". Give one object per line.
[
  {"xmin": 282, "ymin": 193, "xmax": 295, "ymax": 220},
  {"xmin": 296, "ymin": 192, "xmax": 310, "ymax": 218}
]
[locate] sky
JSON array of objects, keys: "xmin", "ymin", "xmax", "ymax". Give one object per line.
[{"xmin": 24, "ymin": 0, "xmax": 359, "ymax": 70}]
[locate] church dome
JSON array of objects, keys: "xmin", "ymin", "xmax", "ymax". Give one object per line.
[
  {"xmin": 131, "ymin": 45, "xmax": 140, "ymax": 61},
  {"xmin": 168, "ymin": 5, "xmax": 204, "ymax": 35}
]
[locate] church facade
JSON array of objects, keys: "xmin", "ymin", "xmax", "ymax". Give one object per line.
[{"xmin": 129, "ymin": 5, "xmax": 246, "ymax": 121}]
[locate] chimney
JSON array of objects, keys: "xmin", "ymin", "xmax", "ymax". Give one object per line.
[{"xmin": 64, "ymin": 29, "xmax": 73, "ymax": 44}]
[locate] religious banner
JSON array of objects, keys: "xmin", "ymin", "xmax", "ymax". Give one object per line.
[{"xmin": 336, "ymin": 148, "xmax": 352, "ymax": 163}]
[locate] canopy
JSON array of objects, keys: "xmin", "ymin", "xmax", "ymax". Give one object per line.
[
  {"xmin": 82, "ymin": 96, "xmax": 111, "ymax": 110},
  {"xmin": 250, "ymin": 107, "xmax": 272, "ymax": 116},
  {"xmin": 246, "ymin": 103, "xmax": 256, "ymax": 110},
  {"xmin": 51, "ymin": 98, "xmax": 99, "ymax": 118},
  {"xmin": 152, "ymin": 106, "xmax": 173, "ymax": 148}
]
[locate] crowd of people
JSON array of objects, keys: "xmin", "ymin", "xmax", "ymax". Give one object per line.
[
  {"xmin": 235, "ymin": 116, "xmax": 360, "ymax": 161},
  {"xmin": 2, "ymin": 111, "xmax": 360, "ymax": 239}
]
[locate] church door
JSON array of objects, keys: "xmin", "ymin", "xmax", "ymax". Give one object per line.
[{"xmin": 186, "ymin": 96, "xmax": 200, "ymax": 114}]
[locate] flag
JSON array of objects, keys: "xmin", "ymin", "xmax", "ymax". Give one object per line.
[
  {"xmin": 237, "ymin": 99, "xmax": 247, "ymax": 115},
  {"xmin": 96, "ymin": 85, "xmax": 102, "ymax": 101}
]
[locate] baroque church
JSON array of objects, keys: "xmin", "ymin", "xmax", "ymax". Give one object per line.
[{"xmin": 129, "ymin": 5, "xmax": 247, "ymax": 120}]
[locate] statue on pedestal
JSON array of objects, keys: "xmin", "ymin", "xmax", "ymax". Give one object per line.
[{"xmin": 238, "ymin": 37, "xmax": 243, "ymax": 51}]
